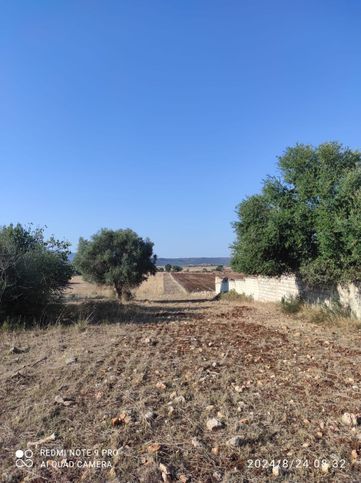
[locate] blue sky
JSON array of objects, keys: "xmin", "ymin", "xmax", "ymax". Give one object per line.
[{"xmin": 1, "ymin": 1, "xmax": 361, "ymax": 257}]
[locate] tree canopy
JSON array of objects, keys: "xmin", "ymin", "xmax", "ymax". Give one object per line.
[
  {"xmin": 74, "ymin": 228, "xmax": 157, "ymax": 301},
  {"xmin": 0, "ymin": 224, "xmax": 73, "ymax": 317},
  {"xmin": 231, "ymin": 142, "xmax": 361, "ymax": 286}
]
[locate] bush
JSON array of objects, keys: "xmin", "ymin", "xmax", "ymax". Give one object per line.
[
  {"xmin": 215, "ymin": 265, "xmax": 224, "ymax": 271},
  {"xmin": 280, "ymin": 295, "xmax": 303, "ymax": 314},
  {"xmin": 0, "ymin": 224, "xmax": 74, "ymax": 319},
  {"xmin": 165, "ymin": 264, "xmax": 172, "ymax": 272}
]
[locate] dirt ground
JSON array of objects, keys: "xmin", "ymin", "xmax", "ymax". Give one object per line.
[{"xmin": 2, "ymin": 294, "xmax": 361, "ymax": 482}]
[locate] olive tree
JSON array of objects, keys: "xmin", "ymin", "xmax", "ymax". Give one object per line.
[
  {"xmin": 231, "ymin": 142, "xmax": 361, "ymax": 286},
  {"xmin": 0, "ymin": 224, "xmax": 74, "ymax": 318},
  {"xmin": 74, "ymin": 228, "xmax": 157, "ymax": 301}
]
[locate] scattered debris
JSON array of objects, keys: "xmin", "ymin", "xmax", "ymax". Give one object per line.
[
  {"xmin": 27, "ymin": 433, "xmax": 56, "ymax": 448},
  {"xmin": 191, "ymin": 437, "xmax": 204, "ymax": 449},
  {"xmin": 144, "ymin": 410, "xmax": 157, "ymax": 421},
  {"xmin": 54, "ymin": 395, "xmax": 75, "ymax": 407},
  {"xmin": 65, "ymin": 355, "xmax": 78, "ymax": 365},
  {"xmin": 9, "ymin": 346, "xmax": 29, "ymax": 354},
  {"xmin": 172, "ymin": 395, "xmax": 186, "ymax": 405},
  {"xmin": 112, "ymin": 411, "xmax": 132, "ymax": 427},
  {"xmin": 147, "ymin": 443, "xmax": 162, "ymax": 454}
]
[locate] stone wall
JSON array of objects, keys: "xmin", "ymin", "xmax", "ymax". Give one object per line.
[{"xmin": 215, "ymin": 274, "xmax": 361, "ymax": 319}]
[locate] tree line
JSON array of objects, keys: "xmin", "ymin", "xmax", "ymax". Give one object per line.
[{"xmin": 0, "ymin": 225, "xmax": 156, "ymax": 320}]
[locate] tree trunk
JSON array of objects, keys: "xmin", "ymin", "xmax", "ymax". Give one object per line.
[{"xmin": 114, "ymin": 284, "xmax": 123, "ymax": 302}]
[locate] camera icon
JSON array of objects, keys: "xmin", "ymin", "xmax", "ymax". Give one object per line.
[{"xmin": 15, "ymin": 449, "xmax": 33, "ymax": 468}]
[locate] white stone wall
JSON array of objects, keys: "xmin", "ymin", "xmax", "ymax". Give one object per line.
[{"xmin": 215, "ymin": 274, "xmax": 361, "ymax": 319}]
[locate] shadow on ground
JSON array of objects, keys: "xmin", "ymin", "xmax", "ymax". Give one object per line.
[{"xmin": 57, "ymin": 299, "xmax": 209, "ymax": 326}]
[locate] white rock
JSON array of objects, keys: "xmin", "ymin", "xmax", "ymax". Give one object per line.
[
  {"xmin": 206, "ymin": 418, "xmax": 224, "ymax": 431},
  {"xmin": 159, "ymin": 463, "xmax": 170, "ymax": 474},
  {"xmin": 144, "ymin": 410, "xmax": 156, "ymax": 421},
  {"xmin": 321, "ymin": 462, "xmax": 330, "ymax": 474},
  {"xmin": 226, "ymin": 436, "xmax": 243, "ymax": 448},
  {"xmin": 341, "ymin": 412, "xmax": 357, "ymax": 426},
  {"xmin": 191, "ymin": 437, "xmax": 204, "ymax": 449},
  {"xmin": 272, "ymin": 465, "xmax": 280, "ymax": 477}
]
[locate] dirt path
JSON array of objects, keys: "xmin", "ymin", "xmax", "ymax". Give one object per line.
[
  {"xmin": 163, "ymin": 273, "xmax": 188, "ymax": 295},
  {"xmin": 1, "ymin": 299, "xmax": 361, "ymax": 482}
]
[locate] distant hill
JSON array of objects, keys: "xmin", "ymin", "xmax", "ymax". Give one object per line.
[
  {"xmin": 68, "ymin": 253, "xmax": 230, "ymax": 267},
  {"xmin": 156, "ymin": 257, "xmax": 230, "ymax": 267}
]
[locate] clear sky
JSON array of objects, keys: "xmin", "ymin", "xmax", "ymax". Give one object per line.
[{"xmin": 1, "ymin": 1, "xmax": 361, "ymax": 257}]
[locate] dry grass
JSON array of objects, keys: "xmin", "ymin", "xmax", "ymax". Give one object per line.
[
  {"xmin": 2, "ymin": 291, "xmax": 361, "ymax": 482},
  {"xmin": 65, "ymin": 276, "xmax": 114, "ymax": 300}
]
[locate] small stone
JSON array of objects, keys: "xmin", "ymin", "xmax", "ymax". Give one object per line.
[
  {"xmin": 173, "ymin": 395, "xmax": 186, "ymax": 405},
  {"xmin": 272, "ymin": 465, "xmax": 280, "ymax": 477},
  {"xmin": 239, "ymin": 418, "xmax": 249, "ymax": 425},
  {"xmin": 54, "ymin": 395, "xmax": 75, "ymax": 407},
  {"xmin": 206, "ymin": 405, "xmax": 215, "ymax": 411},
  {"xmin": 147, "ymin": 443, "xmax": 161, "ymax": 454},
  {"xmin": 156, "ymin": 382, "xmax": 167, "ymax": 390},
  {"xmin": 321, "ymin": 462, "xmax": 330, "ymax": 474},
  {"xmin": 211, "ymin": 446, "xmax": 219, "ymax": 455},
  {"xmin": 191, "ymin": 437, "xmax": 204, "ymax": 449},
  {"xmin": 206, "ymin": 418, "xmax": 224, "ymax": 431},
  {"xmin": 65, "ymin": 355, "xmax": 77, "ymax": 365},
  {"xmin": 341, "ymin": 412, "xmax": 357, "ymax": 426},
  {"xmin": 213, "ymin": 471, "xmax": 222, "ymax": 481},
  {"xmin": 226, "ymin": 436, "xmax": 243, "ymax": 448},
  {"xmin": 144, "ymin": 410, "xmax": 157, "ymax": 421},
  {"xmin": 159, "ymin": 463, "xmax": 170, "ymax": 474},
  {"xmin": 352, "ymin": 449, "xmax": 358, "ymax": 461},
  {"xmin": 178, "ymin": 475, "xmax": 189, "ymax": 483},
  {"xmin": 9, "ymin": 346, "xmax": 29, "ymax": 354}
]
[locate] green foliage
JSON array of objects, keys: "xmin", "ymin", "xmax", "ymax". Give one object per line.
[
  {"xmin": 280, "ymin": 295, "xmax": 303, "ymax": 314},
  {"xmin": 215, "ymin": 265, "xmax": 224, "ymax": 271},
  {"xmin": 0, "ymin": 224, "xmax": 73, "ymax": 318},
  {"xmin": 74, "ymin": 228, "xmax": 156, "ymax": 301},
  {"xmin": 165, "ymin": 264, "xmax": 172, "ymax": 272},
  {"xmin": 231, "ymin": 142, "xmax": 361, "ymax": 285},
  {"xmin": 172, "ymin": 265, "xmax": 183, "ymax": 272}
]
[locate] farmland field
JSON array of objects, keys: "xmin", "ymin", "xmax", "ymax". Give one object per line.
[
  {"xmin": 171, "ymin": 272, "xmax": 216, "ymax": 293},
  {"xmin": 2, "ymin": 279, "xmax": 361, "ymax": 482}
]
